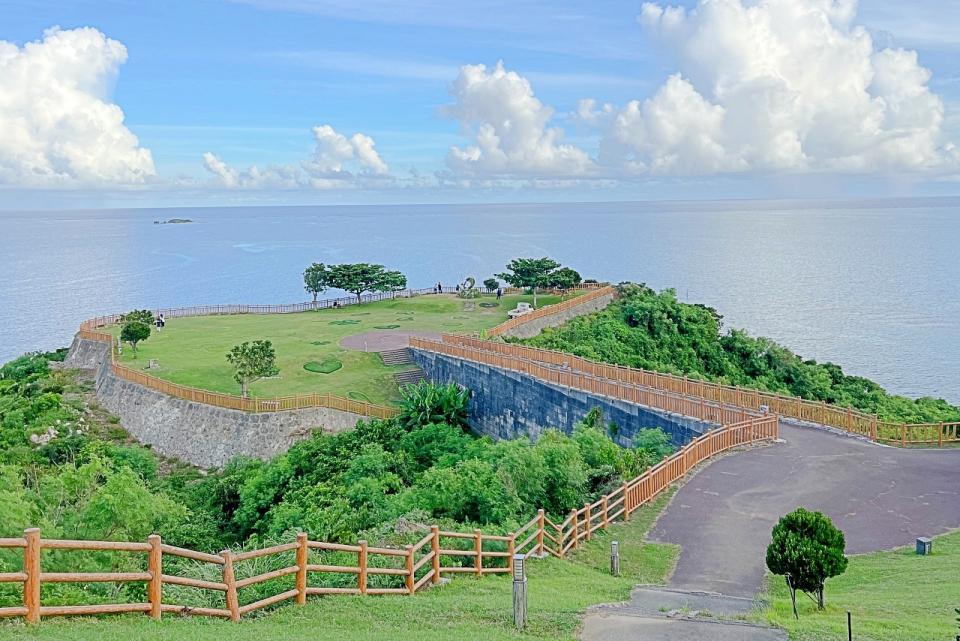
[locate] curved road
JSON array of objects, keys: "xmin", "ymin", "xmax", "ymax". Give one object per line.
[{"xmin": 649, "ymin": 421, "xmax": 960, "ymax": 597}]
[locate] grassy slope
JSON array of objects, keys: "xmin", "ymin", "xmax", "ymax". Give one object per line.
[
  {"xmin": 108, "ymin": 293, "xmax": 563, "ymax": 405},
  {"xmin": 761, "ymin": 530, "xmax": 960, "ymax": 641},
  {"xmin": 6, "ymin": 491, "xmax": 677, "ymax": 641}
]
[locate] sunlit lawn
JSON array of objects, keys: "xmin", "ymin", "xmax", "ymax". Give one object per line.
[
  {"xmin": 760, "ymin": 530, "xmax": 960, "ymax": 641},
  {"xmin": 107, "ymin": 293, "xmax": 565, "ymax": 405}
]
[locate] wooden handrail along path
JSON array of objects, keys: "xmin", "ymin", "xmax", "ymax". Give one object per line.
[{"xmin": 2, "ymin": 414, "xmax": 778, "ymax": 623}]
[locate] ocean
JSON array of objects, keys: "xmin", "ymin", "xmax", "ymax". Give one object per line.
[{"xmin": 1, "ymin": 199, "xmax": 957, "ymax": 404}]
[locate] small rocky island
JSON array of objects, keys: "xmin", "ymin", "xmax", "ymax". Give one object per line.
[{"xmin": 153, "ymin": 218, "xmax": 193, "ymax": 224}]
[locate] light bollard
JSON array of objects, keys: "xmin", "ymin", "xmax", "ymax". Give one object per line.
[
  {"xmin": 512, "ymin": 553, "xmax": 527, "ymax": 630},
  {"xmin": 610, "ymin": 540, "xmax": 620, "ymax": 576}
]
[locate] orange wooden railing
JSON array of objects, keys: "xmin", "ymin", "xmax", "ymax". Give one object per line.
[
  {"xmin": 0, "ymin": 415, "xmax": 778, "ymax": 623},
  {"xmin": 410, "ymin": 336, "xmax": 755, "ymax": 426},
  {"xmin": 486, "ymin": 285, "xmax": 615, "ymax": 337},
  {"xmin": 431, "ymin": 334, "xmax": 959, "ymax": 447}
]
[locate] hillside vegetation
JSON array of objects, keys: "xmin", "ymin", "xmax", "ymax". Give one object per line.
[
  {"xmin": 519, "ymin": 283, "xmax": 959, "ymax": 424},
  {"xmin": 0, "ymin": 351, "xmax": 672, "ymax": 613}
]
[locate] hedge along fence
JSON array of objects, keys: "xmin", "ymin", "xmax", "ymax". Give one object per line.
[
  {"xmin": 437, "ymin": 334, "xmax": 960, "ymax": 447},
  {"xmin": 0, "ymin": 415, "xmax": 778, "ymax": 624}
]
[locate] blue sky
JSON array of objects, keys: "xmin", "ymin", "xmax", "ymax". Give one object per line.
[{"xmin": 2, "ymin": 0, "xmax": 960, "ymax": 207}]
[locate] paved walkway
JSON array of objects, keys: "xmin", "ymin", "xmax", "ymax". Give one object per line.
[
  {"xmin": 339, "ymin": 330, "xmax": 442, "ymax": 352},
  {"xmin": 582, "ymin": 422, "xmax": 960, "ymax": 641}
]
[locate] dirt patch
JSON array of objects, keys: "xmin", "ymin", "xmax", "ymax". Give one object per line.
[{"xmin": 339, "ymin": 330, "xmax": 444, "ymax": 352}]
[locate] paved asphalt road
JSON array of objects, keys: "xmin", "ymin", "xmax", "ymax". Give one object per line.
[{"xmin": 648, "ymin": 422, "xmax": 960, "ymax": 597}]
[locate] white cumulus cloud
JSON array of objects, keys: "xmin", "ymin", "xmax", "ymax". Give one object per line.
[
  {"xmin": 442, "ymin": 62, "xmax": 593, "ymax": 178},
  {"xmin": 0, "ymin": 27, "xmax": 155, "ymax": 187},
  {"xmin": 593, "ymin": 0, "xmax": 953, "ymax": 175},
  {"xmin": 203, "ymin": 124, "xmax": 389, "ymax": 189}
]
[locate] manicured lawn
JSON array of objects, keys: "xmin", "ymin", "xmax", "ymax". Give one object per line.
[
  {"xmin": 107, "ymin": 293, "xmax": 564, "ymax": 405},
  {"xmin": 3, "ymin": 492, "xmax": 678, "ymax": 641},
  {"xmin": 761, "ymin": 530, "xmax": 960, "ymax": 641}
]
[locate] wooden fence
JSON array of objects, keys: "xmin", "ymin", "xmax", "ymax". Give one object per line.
[
  {"xmin": 409, "ymin": 336, "xmax": 755, "ymax": 426},
  {"xmin": 74, "ymin": 283, "xmax": 609, "ymax": 419},
  {"xmin": 0, "ymin": 415, "xmax": 777, "ymax": 623},
  {"xmin": 486, "ymin": 285, "xmax": 615, "ymax": 337},
  {"xmin": 433, "ymin": 334, "xmax": 960, "ymax": 447}
]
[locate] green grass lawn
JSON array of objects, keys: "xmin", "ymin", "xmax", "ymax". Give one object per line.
[
  {"xmin": 107, "ymin": 293, "xmax": 564, "ymax": 405},
  {"xmin": 760, "ymin": 530, "xmax": 960, "ymax": 641},
  {"xmin": 3, "ymin": 492, "xmax": 677, "ymax": 641}
]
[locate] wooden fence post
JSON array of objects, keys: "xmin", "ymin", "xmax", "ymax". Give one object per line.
[
  {"xmin": 584, "ymin": 503, "xmax": 592, "ymax": 541},
  {"xmin": 221, "ymin": 550, "xmax": 239, "ymax": 622},
  {"xmin": 870, "ymin": 415, "xmax": 877, "ymax": 441},
  {"xmin": 939, "ymin": 422, "xmax": 944, "ymax": 448},
  {"xmin": 405, "ymin": 545, "xmax": 415, "ymax": 594},
  {"xmin": 295, "ymin": 532, "xmax": 308, "ymax": 605},
  {"xmin": 622, "ymin": 483, "xmax": 631, "ymax": 521},
  {"xmin": 358, "ymin": 540, "xmax": 368, "ymax": 595},
  {"xmin": 571, "ymin": 509, "xmax": 579, "ymax": 550},
  {"xmin": 507, "ymin": 536, "xmax": 515, "ymax": 575},
  {"xmin": 536, "ymin": 509, "xmax": 545, "ymax": 555},
  {"xmin": 474, "ymin": 529, "xmax": 483, "ymax": 577},
  {"xmin": 147, "ymin": 534, "xmax": 162, "ymax": 619},
  {"xmin": 23, "ymin": 528, "xmax": 40, "ymax": 624},
  {"xmin": 430, "ymin": 526, "xmax": 440, "ymax": 584},
  {"xmin": 601, "ymin": 497, "xmax": 609, "ymax": 530},
  {"xmin": 901, "ymin": 424, "xmax": 907, "ymax": 448}
]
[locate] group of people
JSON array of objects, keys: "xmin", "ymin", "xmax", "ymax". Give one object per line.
[
  {"xmin": 154, "ymin": 313, "xmax": 165, "ymax": 331},
  {"xmin": 433, "ymin": 280, "xmax": 503, "ymax": 299}
]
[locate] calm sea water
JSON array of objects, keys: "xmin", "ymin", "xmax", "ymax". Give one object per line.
[{"xmin": 1, "ymin": 200, "xmax": 957, "ymax": 404}]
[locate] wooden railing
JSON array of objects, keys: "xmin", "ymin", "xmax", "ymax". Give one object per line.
[
  {"xmin": 486, "ymin": 285, "xmax": 615, "ymax": 337},
  {"xmin": 73, "ymin": 283, "xmax": 608, "ymax": 419},
  {"xmin": 434, "ymin": 334, "xmax": 960, "ymax": 447},
  {"xmin": 1, "ymin": 415, "xmax": 778, "ymax": 623},
  {"xmin": 410, "ymin": 336, "xmax": 755, "ymax": 426}
]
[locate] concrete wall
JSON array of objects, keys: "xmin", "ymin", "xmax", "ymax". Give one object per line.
[
  {"xmin": 498, "ymin": 290, "xmax": 615, "ymax": 339},
  {"xmin": 411, "ymin": 350, "xmax": 714, "ymax": 447},
  {"xmin": 65, "ymin": 337, "xmax": 367, "ymax": 468}
]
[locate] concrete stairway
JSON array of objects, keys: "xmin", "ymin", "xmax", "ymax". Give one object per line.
[
  {"xmin": 380, "ymin": 348, "xmax": 413, "ymax": 366},
  {"xmin": 394, "ymin": 369, "xmax": 426, "ymax": 386}
]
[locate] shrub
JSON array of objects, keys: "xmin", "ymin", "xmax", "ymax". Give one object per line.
[
  {"xmin": 766, "ymin": 507, "xmax": 848, "ymax": 617},
  {"xmin": 303, "ymin": 359, "xmax": 342, "ymax": 374},
  {"xmin": 398, "ymin": 381, "xmax": 470, "ymax": 431}
]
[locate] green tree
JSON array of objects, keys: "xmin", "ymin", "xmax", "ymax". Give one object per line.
[
  {"xmin": 483, "ymin": 277, "xmax": 499, "ymax": 293},
  {"xmin": 497, "ymin": 257, "xmax": 561, "ymax": 308},
  {"xmin": 766, "ymin": 507, "xmax": 848, "ymax": 617},
  {"xmin": 121, "ymin": 309, "xmax": 155, "ymax": 325},
  {"xmin": 549, "ymin": 267, "xmax": 582, "ymax": 297},
  {"xmin": 326, "ymin": 263, "xmax": 407, "ymax": 304},
  {"xmin": 120, "ymin": 320, "xmax": 151, "ymax": 358},
  {"xmin": 303, "ymin": 262, "xmax": 330, "ymax": 303},
  {"xmin": 226, "ymin": 340, "xmax": 279, "ymax": 397}
]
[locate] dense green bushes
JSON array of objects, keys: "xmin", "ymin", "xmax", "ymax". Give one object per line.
[
  {"xmin": 520, "ymin": 283, "xmax": 959, "ymax": 424},
  {"xmin": 0, "ymin": 355, "xmax": 673, "ymax": 609}
]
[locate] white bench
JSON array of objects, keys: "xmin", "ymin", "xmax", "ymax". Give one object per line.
[{"xmin": 507, "ymin": 302, "xmax": 534, "ymax": 319}]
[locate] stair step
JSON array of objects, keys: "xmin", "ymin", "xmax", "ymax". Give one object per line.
[
  {"xmin": 380, "ymin": 348, "xmax": 413, "ymax": 365},
  {"xmin": 394, "ymin": 369, "xmax": 426, "ymax": 386}
]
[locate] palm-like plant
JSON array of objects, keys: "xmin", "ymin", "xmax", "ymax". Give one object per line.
[{"xmin": 398, "ymin": 381, "xmax": 471, "ymax": 431}]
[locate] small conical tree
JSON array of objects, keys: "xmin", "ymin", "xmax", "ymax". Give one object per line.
[{"xmin": 766, "ymin": 507, "xmax": 848, "ymax": 618}]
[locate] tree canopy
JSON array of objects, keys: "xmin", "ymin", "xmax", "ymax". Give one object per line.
[
  {"xmin": 483, "ymin": 277, "xmax": 499, "ymax": 292},
  {"xmin": 303, "ymin": 262, "xmax": 330, "ymax": 302},
  {"xmin": 765, "ymin": 507, "xmax": 848, "ymax": 616},
  {"xmin": 226, "ymin": 340, "xmax": 279, "ymax": 397},
  {"xmin": 326, "ymin": 263, "xmax": 407, "ymax": 304},
  {"xmin": 548, "ymin": 267, "xmax": 582, "ymax": 296},
  {"xmin": 497, "ymin": 257, "xmax": 561, "ymax": 308},
  {"xmin": 119, "ymin": 311, "xmax": 153, "ymax": 357}
]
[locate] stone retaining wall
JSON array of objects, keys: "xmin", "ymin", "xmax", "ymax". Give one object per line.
[
  {"xmin": 65, "ymin": 337, "xmax": 366, "ymax": 468},
  {"xmin": 497, "ymin": 289, "xmax": 615, "ymax": 339},
  {"xmin": 411, "ymin": 350, "xmax": 713, "ymax": 447}
]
